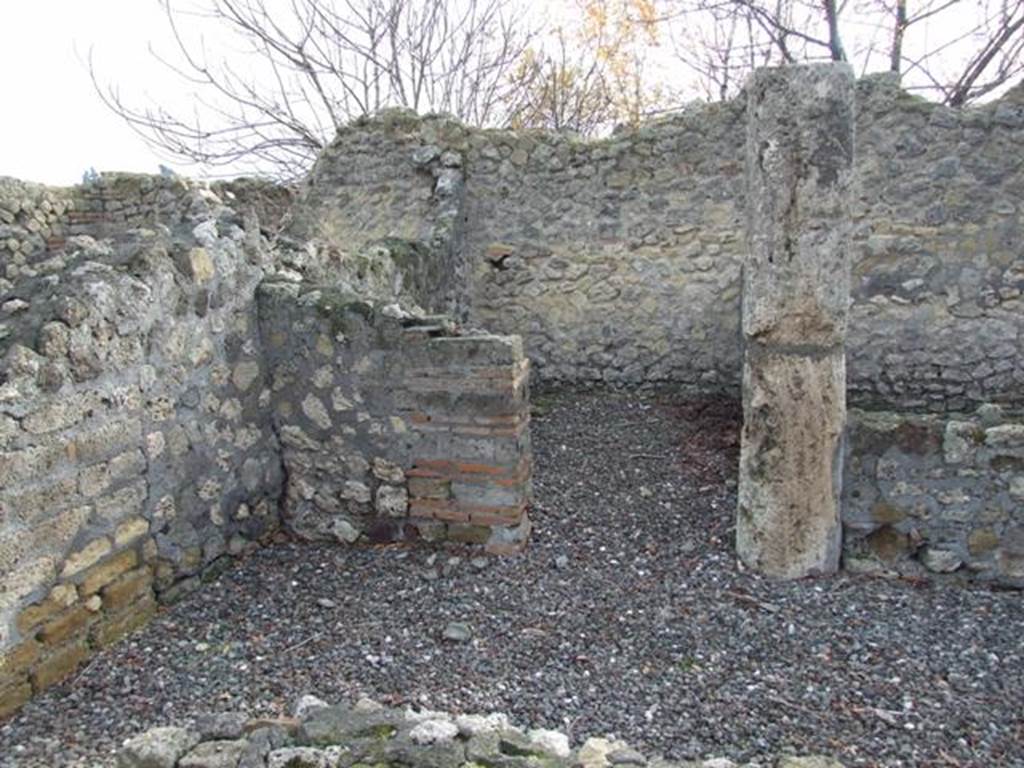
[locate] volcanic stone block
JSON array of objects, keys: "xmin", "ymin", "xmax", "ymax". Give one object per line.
[
  {"xmin": 737, "ymin": 63, "xmax": 854, "ymax": 578},
  {"xmin": 737, "ymin": 349, "xmax": 845, "ymax": 577}
]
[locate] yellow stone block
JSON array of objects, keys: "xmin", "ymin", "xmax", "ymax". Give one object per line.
[
  {"xmin": 102, "ymin": 567, "xmax": 154, "ymax": 613},
  {"xmin": 187, "ymin": 247, "xmax": 216, "ymax": 283},
  {"xmin": 114, "ymin": 518, "xmax": 149, "ymax": 548},
  {"xmin": 31, "ymin": 641, "xmax": 88, "ymax": 691},
  {"xmin": 0, "ymin": 679, "xmax": 32, "ymax": 719},
  {"xmin": 60, "ymin": 538, "xmax": 112, "ymax": 579},
  {"xmin": 39, "ymin": 605, "xmax": 94, "ymax": 646},
  {"xmin": 91, "ymin": 596, "xmax": 156, "ymax": 649},
  {"xmin": 80, "ymin": 549, "xmax": 138, "ymax": 596}
]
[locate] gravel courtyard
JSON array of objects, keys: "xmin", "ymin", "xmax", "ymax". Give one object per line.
[{"xmin": 1, "ymin": 390, "xmax": 1022, "ymax": 767}]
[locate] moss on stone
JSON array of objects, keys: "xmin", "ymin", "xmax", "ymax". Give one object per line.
[
  {"xmin": 968, "ymin": 528, "xmax": 1000, "ymax": 556},
  {"xmin": 871, "ymin": 502, "xmax": 907, "ymax": 525},
  {"xmin": 866, "ymin": 526, "xmax": 910, "ymax": 563},
  {"xmin": 355, "ymin": 724, "xmax": 397, "ymax": 741},
  {"xmin": 991, "ymin": 455, "xmax": 1024, "ymax": 472},
  {"xmin": 314, "ymin": 288, "xmax": 374, "ymax": 337}
]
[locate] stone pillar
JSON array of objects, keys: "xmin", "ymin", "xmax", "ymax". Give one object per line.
[{"xmin": 737, "ymin": 64, "xmax": 855, "ymax": 578}]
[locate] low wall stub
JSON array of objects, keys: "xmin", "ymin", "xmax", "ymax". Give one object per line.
[
  {"xmin": 257, "ymin": 281, "xmax": 532, "ymax": 554},
  {"xmin": 843, "ymin": 406, "xmax": 1024, "ymax": 585}
]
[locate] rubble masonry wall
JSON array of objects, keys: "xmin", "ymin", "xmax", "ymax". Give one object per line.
[{"xmin": 301, "ymin": 78, "xmax": 1024, "ymax": 410}]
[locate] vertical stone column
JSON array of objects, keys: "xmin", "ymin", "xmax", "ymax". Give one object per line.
[{"xmin": 737, "ymin": 64, "xmax": 855, "ymax": 578}]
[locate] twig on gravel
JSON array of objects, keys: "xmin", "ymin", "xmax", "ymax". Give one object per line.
[
  {"xmin": 282, "ymin": 634, "xmax": 322, "ymax": 654},
  {"xmin": 608, "ymin": 418, "xmax": 664, "ymax": 428},
  {"xmin": 936, "ymin": 750, "xmax": 964, "ymax": 766},
  {"xmin": 849, "ymin": 704, "xmax": 902, "ymax": 728},
  {"xmin": 722, "ymin": 590, "xmax": 781, "ymax": 613},
  {"xmin": 766, "ymin": 693, "xmax": 819, "ymax": 717},
  {"xmin": 629, "ymin": 453, "xmax": 670, "ymax": 460},
  {"xmin": 564, "ymin": 713, "xmax": 586, "ymax": 744},
  {"xmin": 71, "ymin": 657, "xmax": 101, "ymax": 687}
]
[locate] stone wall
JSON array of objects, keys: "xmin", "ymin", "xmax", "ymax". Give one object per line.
[
  {"xmin": 301, "ymin": 78, "xmax": 1024, "ymax": 408},
  {"xmin": 257, "ymin": 281, "xmax": 532, "ymax": 554},
  {"xmin": 848, "ymin": 77, "xmax": 1024, "ymax": 411},
  {"xmin": 0, "ymin": 182, "xmax": 284, "ymax": 717},
  {"xmin": 0, "ymin": 178, "xmax": 74, "ymax": 278},
  {"xmin": 282, "ymin": 111, "xmax": 469, "ymax": 318},
  {"xmin": 463, "ymin": 107, "xmax": 747, "ymax": 390},
  {"xmin": 1, "ymin": 165, "xmax": 535, "ymax": 718},
  {"xmin": 843, "ymin": 405, "xmax": 1024, "ymax": 585},
  {"xmin": 1, "ymin": 174, "xmax": 291, "ymax": 297},
  {"xmin": 295, "ymin": 105, "xmax": 748, "ymax": 392}
]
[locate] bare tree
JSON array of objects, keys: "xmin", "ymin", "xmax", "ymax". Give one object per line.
[
  {"xmin": 665, "ymin": 0, "xmax": 846, "ymax": 101},
  {"xmin": 506, "ymin": 0, "xmax": 669, "ymax": 135},
  {"xmin": 505, "ymin": 31, "xmax": 617, "ymax": 134},
  {"xmin": 664, "ymin": 0, "xmax": 1023, "ymax": 106},
  {"xmin": 899, "ymin": 0, "xmax": 1024, "ymax": 105},
  {"xmin": 93, "ymin": 0, "xmax": 536, "ymax": 180}
]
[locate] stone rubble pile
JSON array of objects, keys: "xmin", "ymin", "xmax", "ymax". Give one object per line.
[{"xmin": 118, "ymin": 698, "xmax": 845, "ymax": 768}]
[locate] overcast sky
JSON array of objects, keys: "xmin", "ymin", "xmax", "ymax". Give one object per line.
[
  {"xmin": 0, "ymin": 2, "xmax": 180, "ymax": 185},
  {"xmin": 0, "ymin": 2, "xmax": 1014, "ymax": 186}
]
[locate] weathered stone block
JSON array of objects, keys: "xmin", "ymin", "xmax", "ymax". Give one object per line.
[
  {"xmin": 60, "ymin": 536, "xmax": 113, "ymax": 578},
  {"xmin": 0, "ymin": 443, "xmax": 66, "ymax": 485},
  {"xmin": 484, "ymin": 515, "xmax": 532, "ymax": 555},
  {"xmin": 91, "ymin": 596, "xmax": 157, "ymax": 649},
  {"xmin": 16, "ymin": 596, "xmax": 71, "ymax": 637},
  {"xmin": 71, "ymin": 417, "xmax": 143, "ymax": 464},
  {"xmin": 38, "ymin": 604, "xmax": 95, "ymax": 646},
  {"xmin": 81, "ymin": 549, "xmax": 139, "ymax": 596},
  {"xmin": 232, "ymin": 360, "xmax": 261, "ymax": 392},
  {"xmin": 184, "ymin": 247, "xmax": 216, "ymax": 283},
  {"xmin": 0, "ymin": 641, "xmax": 40, "ymax": 704},
  {"xmin": 738, "ymin": 64, "xmax": 854, "ymax": 579},
  {"xmin": 179, "ymin": 739, "xmax": 249, "ymax": 768},
  {"xmin": 446, "ymin": 523, "xmax": 491, "ymax": 544},
  {"xmin": 451, "ymin": 481, "xmax": 525, "ymax": 508},
  {"xmin": 743, "ymin": 64, "xmax": 855, "ymax": 349},
  {"xmin": 3, "ymin": 477, "xmax": 80, "ymax": 527},
  {"xmin": 375, "ymin": 485, "xmax": 408, "ymax": 517},
  {"xmin": 0, "ymin": 678, "xmax": 32, "ymax": 719},
  {"xmin": 997, "ymin": 548, "xmax": 1024, "ymax": 579},
  {"xmin": 408, "ymin": 476, "xmax": 452, "ymax": 499},
  {"xmin": 737, "ymin": 349, "xmax": 845, "ymax": 578},
  {"xmin": 968, "ymin": 527, "xmax": 1000, "ymax": 556},
  {"xmin": 31, "ymin": 639, "xmax": 88, "ymax": 691},
  {"xmin": 101, "ymin": 566, "xmax": 154, "ymax": 613},
  {"xmin": 115, "ymin": 517, "xmax": 151, "ymax": 547},
  {"xmin": 118, "ymin": 726, "xmax": 199, "ymax": 768}
]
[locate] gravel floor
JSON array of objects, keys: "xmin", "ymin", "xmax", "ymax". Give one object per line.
[{"xmin": 2, "ymin": 389, "xmax": 1023, "ymax": 767}]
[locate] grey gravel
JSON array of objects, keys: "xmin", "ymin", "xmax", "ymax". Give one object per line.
[{"xmin": 2, "ymin": 390, "xmax": 1023, "ymax": 767}]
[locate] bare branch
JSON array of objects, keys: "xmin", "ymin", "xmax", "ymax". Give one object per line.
[{"xmin": 94, "ymin": 0, "xmax": 537, "ymax": 179}]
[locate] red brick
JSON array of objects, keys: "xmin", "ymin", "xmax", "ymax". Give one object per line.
[
  {"xmin": 452, "ymin": 462, "xmax": 509, "ymax": 476},
  {"xmin": 451, "ymin": 425, "xmax": 521, "ymax": 437}
]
